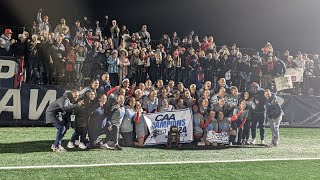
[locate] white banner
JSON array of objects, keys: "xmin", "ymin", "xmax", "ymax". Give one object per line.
[
  {"xmin": 206, "ymin": 131, "xmax": 229, "ymax": 144},
  {"xmin": 144, "ymin": 109, "xmax": 193, "ymax": 145},
  {"xmin": 275, "ymin": 76, "xmax": 293, "ymax": 91},
  {"xmin": 285, "ymin": 68, "xmax": 304, "ymax": 82}
]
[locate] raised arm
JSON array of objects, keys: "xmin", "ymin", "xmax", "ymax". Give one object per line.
[{"xmin": 37, "ymin": 10, "xmax": 43, "ymax": 23}]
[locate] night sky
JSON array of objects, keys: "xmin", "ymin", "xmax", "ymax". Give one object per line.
[{"xmin": 1, "ymin": 0, "xmax": 320, "ymax": 53}]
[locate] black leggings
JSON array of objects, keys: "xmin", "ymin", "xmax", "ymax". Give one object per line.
[{"xmin": 76, "ymin": 127, "xmax": 87, "ymax": 143}]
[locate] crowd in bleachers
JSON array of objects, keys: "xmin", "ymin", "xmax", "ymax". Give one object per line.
[{"xmin": 1, "ymin": 8, "xmax": 320, "ymax": 95}]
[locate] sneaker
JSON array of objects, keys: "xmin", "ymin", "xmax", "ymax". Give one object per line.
[
  {"xmin": 74, "ymin": 140, "xmax": 80, "ymax": 146},
  {"xmin": 67, "ymin": 141, "xmax": 75, "ymax": 149},
  {"xmin": 51, "ymin": 144, "xmax": 56, "ymax": 152},
  {"xmin": 78, "ymin": 142, "xmax": 87, "ymax": 149},
  {"xmin": 261, "ymin": 140, "xmax": 265, "ymax": 145},
  {"xmin": 115, "ymin": 144, "xmax": 122, "ymax": 151},
  {"xmin": 107, "ymin": 141, "xmax": 115, "ymax": 147},
  {"xmin": 251, "ymin": 139, "xmax": 256, "ymax": 145},
  {"xmin": 56, "ymin": 145, "xmax": 67, "ymax": 153},
  {"xmin": 100, "ymin": 143, "xmax": 115, "ymax": 150},
  {"xmin": 236, "ymin": 142, "xmax": 242, "ymax": 145},
  {"xmin": 266, "ymin": 143, "xmax": 275, "ymax": 148},
  {"xmin": 244, "ymin": 139, "xmax": 250, "ymax": 145},
  {"xmin": 241, "ymin": 139, "xmax": 245, "ymax": 144}
]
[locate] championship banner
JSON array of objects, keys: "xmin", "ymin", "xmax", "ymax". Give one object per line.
[
  {"xmin": 143, "ymin": 109, "xmax": 193, "ymax": 145},
  {"xmin": 285, "ymin": 68, "xmax": 304, "ymax": 82},
  {"xmin": 275, "ymin": 76, "xmax": 293, "ymax": 91}
]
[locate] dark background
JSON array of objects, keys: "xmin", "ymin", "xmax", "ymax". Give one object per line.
[{"xmin": 0, "ymin": 0, "xmax": 319, "ymax": 53}]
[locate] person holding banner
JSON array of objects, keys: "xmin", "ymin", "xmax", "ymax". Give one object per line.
[
  {"xmin": 209, "ymin": 111, "xmax": 239, "ymax": 146},
  {"xmin": 200, "ymin": 110, "xmax": 216, "ymax": 146},
  {"xmin": 46, "ymin": 89, "xmax": 84, "ymax": 152}
]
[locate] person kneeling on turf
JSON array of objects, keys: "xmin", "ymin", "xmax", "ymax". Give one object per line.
[
  {"xmin": 208, "ymin": 111, "xmax": 239, "ymax": 146},
  {"xmin": 200, "ymin": 110, "xmax": 216, "ymax": 146},
  {"xmin": 46, "ymin": 89, "xmax": 84, "ymax": 152}
]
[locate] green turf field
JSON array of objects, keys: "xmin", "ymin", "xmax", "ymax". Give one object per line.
[
  {"xmin": 1, "ymin": 160, "xmax": 320, "ymax": 180},
  {"xmin": 0, "ymin": 127, "xmax": 319, "ymax": 179}
]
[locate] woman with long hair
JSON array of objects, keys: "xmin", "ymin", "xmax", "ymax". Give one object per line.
[
  {"xmin": 67, "ymin": 90, "xmax": 97, "ymax": 149},
  {"xmin": 230, "ymin": 100, "xmax": 249, "ymax": 145},
  {"xmin": 240, "ymin": 91, "xmax": 255, "ymax": 145},
  {"xmin": 134, "ymin": 102, "xmax": 148, "ymax": 146},
  {"xmin": 120, "ymin": 97, "xmax": 136, "ymax": 147}
]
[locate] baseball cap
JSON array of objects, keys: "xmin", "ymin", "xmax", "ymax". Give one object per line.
[
  {"xmin": 4, "ymin": 29, "xmax": 13, "ymax": 34},
  {"xmin": 251, "ymin": 82, "xmax": 259, "ymax": 87}
]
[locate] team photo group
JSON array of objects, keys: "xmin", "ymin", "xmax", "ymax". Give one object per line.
[{"xmin": 8, "ymin": 8, "xmax": 320, "ymax": 153}]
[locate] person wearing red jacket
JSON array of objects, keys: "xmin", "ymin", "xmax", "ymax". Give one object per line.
[
  {"xmin": 200, "ymin": 110, "xmax": 216, "ymax": 146},
  {"xmin": 134, "ymin": 102, "xmax": 148, "ymax": 146},
  {"xmin": 231, "ymin": 100, "xmax": 248, "ymax": 145}
]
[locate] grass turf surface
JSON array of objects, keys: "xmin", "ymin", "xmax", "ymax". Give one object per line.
[
  {"xmin": 0, "ymin": 128, "xmax": 319, "ymax": 179},
  {"xmin": 1, "ymin": 160, "xmax": 320, "ymax": 179}
]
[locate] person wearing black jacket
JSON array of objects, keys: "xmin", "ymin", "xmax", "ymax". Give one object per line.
[
  {"xmin": 273, "ymin": 56, "xmax": 286, "ymax": 76},
  {"xmin": 250, "ymin": 52, "xmax": 262, "ymax": 84},
  {"xmin": 266, "ymin": 97, "xmax": 283, "ymax": 147},
  {"xmin": 51, "ymin": 35, "xmax": 67, "ymax": 85},
  {"xmin": 67, "ymin": 90, "xmax": 97, "ymax": 149},
  {"xmin": 46, "ymin": 90, "xmax": 84, "ymax": 152},
  {"xmin": 249, "ymin": 82, "xmax": 267, "ymax": 145}
]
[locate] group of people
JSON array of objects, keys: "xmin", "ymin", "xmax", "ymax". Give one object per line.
[
  {"xmin": 1, "ymin": 9, "xmax": 320, "ymax": 95},
  {"xmin": 46, "ymin": 76, "xmax": 283, "ymax": 152}
]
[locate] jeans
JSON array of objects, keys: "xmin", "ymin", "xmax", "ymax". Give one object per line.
[
  {"xmin": 70, "ymin": 130, "xmax": 77, "ymax": 142},
  {"xmin": 53, "ymin": 121, "xmax": 69, "ymax": 147},
  {"xmin": 70, "ymin": 127, "xmax": 87, "ymax": 143},
  {"xmin": 268, "ymin": 116, "xmax": 282, "ymax": 145},
  {"xmin": 251, "ymin": 112, "xmax": 266, "ymax": 140}
]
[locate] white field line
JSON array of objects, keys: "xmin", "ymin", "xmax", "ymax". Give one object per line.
[{"xmin": 1, "ymin": 157, "xmax": 320, "ymax": 170}]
